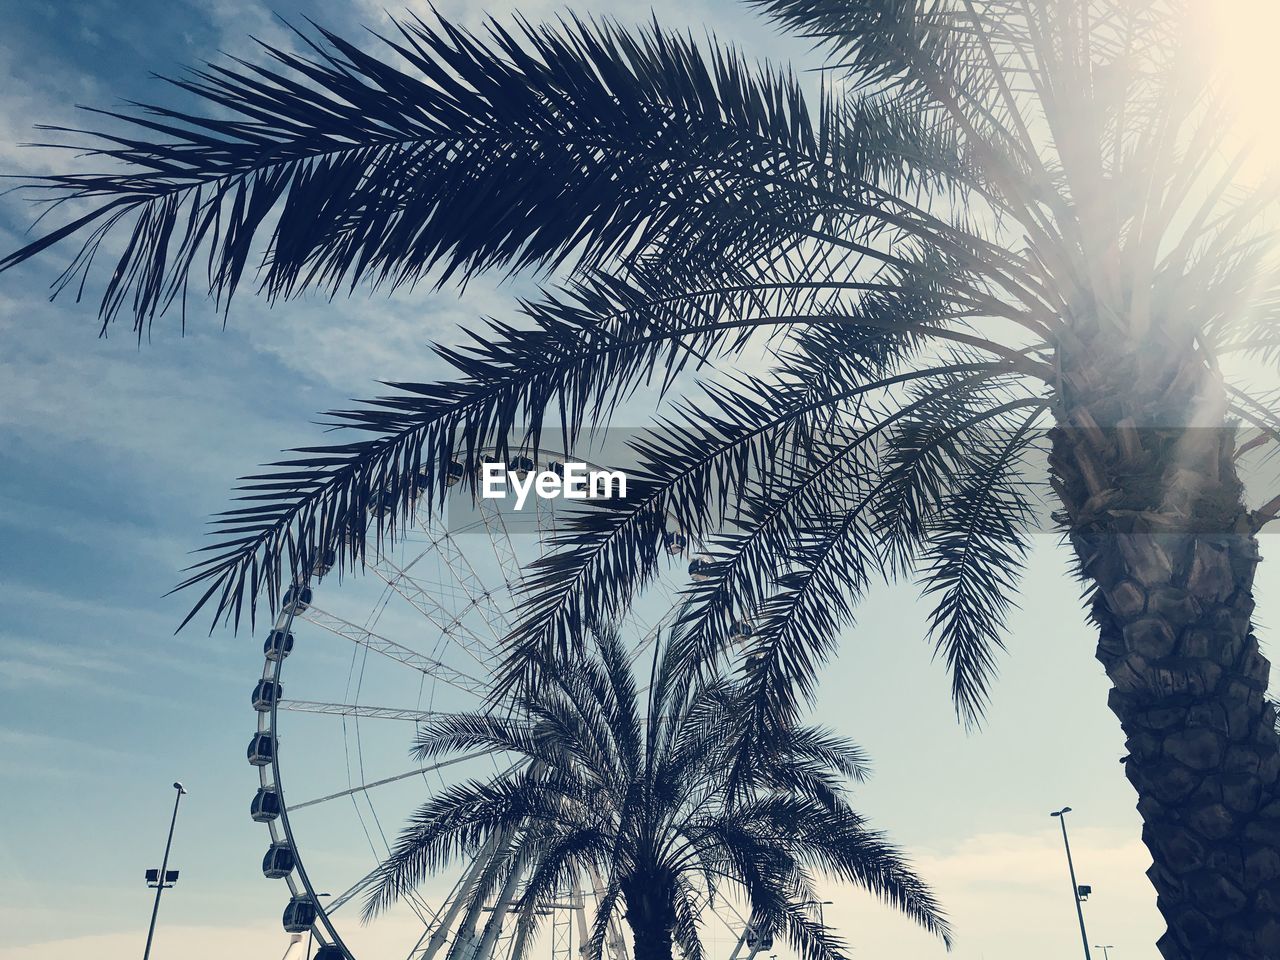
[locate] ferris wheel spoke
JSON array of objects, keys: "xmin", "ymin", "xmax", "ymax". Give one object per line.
[
  {"xmin": 318, "ymin": 864, "xmax": 382, "ymax": 915},
  {"xmin": 371, "ymin": 558, "xmax": 503, "ymax": 666},
  {"xmin": 396, "ymin": 545, "xmax": 506, "ymax": 650},
  {"xmin": 300, "ymin": 606, "xmax": 488, "ymax": 696},
  {"xmin": 477, "ymin": 497, "xmax": 525, "ymax": 592},
  {"xmin": 288, "ymin": 749, "xmax": 497, "ymax": 811},
  {"xmin": 278, "ymin": 700, "xmax": 444, "ymax": 722},
  {"xmin": 415, "ymin": 512, "xmax": 513, "ymax": 632},
  {"xmin": 533, "ymin": 494, "xmax": 563, "ymax": 564},
  {"xmin": 427, "ymin": 526, "xmax": 518, "ymax": 652},
  {"xmin": 710, "ymin": 893, "xmax": 769, "ymax": 960},
  {"xmin": 584, "ymin": 863, "xmax": 631, "ymax": 960}
]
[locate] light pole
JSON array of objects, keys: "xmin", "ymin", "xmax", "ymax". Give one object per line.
[
  {"xmin": 1094, "ymin": 946, "xmax": 1115, "ymax": 960},
  {"xmin": 1051, "ymin": 807, "xmax": 1091, "ymax": 960},
  {"xmin": 142, "ymin": 781, "xmax": 187, "ymax": 960},
  {"xmin": 305, "ymin": 894, "xmax": 332, "ymax": 958},
  {"xmin": 801, "ymin": 900, "xmax": 833, "ymax": 948}
]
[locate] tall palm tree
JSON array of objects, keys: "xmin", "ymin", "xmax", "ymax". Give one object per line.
[
  {"xmin": 364, "ymin": 625, "xmax": 950, "ymax": 960},
  {"xmin": 3, "ymin": 2, "xmax": 1280, "ymax": 954}
]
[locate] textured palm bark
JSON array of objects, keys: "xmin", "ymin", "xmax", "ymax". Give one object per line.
[
  {"xmin": 622, "ymin": 873, "xmax": 677, "ymax": 960},
  {"xmin": 1051, "ymin": 348, "xmax": 1280, "ymax": 958}
]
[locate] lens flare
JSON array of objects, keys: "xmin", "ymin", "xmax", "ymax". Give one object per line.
[{"xmin": 1191, "ymin": 0, "xmax": 1280, "ymax": 165}]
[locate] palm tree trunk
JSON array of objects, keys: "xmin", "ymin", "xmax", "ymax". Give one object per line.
[
  {"xmin": 1052, "ymin": 358, "xmax": 1280, "ymax": 958},
  {"xmin": 622, "ymin": 875, "xmax": 677, "ymax": 960}
]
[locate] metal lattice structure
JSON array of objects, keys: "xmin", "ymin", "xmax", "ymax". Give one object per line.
[{"xmin": 246, "ymin": 449, "xmax": 765, "ymax": 960}]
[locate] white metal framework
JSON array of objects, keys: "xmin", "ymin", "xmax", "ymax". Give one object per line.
[{"xmin": 248, "ymin": 448, "xmax": 768, "ymax": 960}]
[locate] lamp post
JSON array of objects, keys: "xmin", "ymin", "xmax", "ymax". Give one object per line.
[
  {"xmin": 305, "ymin": 894, "xmax": 332, "ymax": 958},
  {"xmin": 1051, "ymin": 807, "xmax": 1091, "ymax": 960},
  {"xmin": 1094, "ymin": 946, "xmax": 1115, "ymax": 960},
  {"xmin": 142, "ymin": 781, "xmax": 187, "ymax": 960},
  {"xmin": 799, "ymin": 899, "xmax": 834, "ymax": 951},
  {"xmin": 804, "ymin": 900, "xmax": 833, "ymax": 934}
]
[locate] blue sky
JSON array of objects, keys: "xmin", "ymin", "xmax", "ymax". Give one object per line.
[{"xmin": 0, "ymin": 2, "xmax": 1263, "ymax": 959}]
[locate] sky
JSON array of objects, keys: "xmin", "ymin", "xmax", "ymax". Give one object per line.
[{"xmin": 0, "ymin": 3, "xmax": 1274, "ymax": 960}]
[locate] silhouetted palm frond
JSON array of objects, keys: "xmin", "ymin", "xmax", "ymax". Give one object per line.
[
  {"xmin": 362, "ymin": 624, "xmax": 950, "ymax": 957},
  {"xmin": 1, "ymin": 13, "xmax": 830, "ymax": 330},
  {"xmin": 5, "ymin": 2, "xmax": 1274, "ymax": 727},
  {"xmin": 14, "ymin": 4, "xmax": 1280, "ymax": 952}
]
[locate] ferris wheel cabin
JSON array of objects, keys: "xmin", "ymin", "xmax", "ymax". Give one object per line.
[
  {"xmin": 251, "ymin": 679, "xmax": 282, "ymax": 712},
  {"xmin": 250, "ymin": 787, "xmax": 281, "ymax": 823},
  {"xmin": 262, "ymin": 841, "xmax": 295, "ymax": 879},
  {"xmin": 246, "ymin": 732, "xmax": 275, "ymax": 766},
  {"xmin": 282, "ymin": 894, "xmax": 318, "ymax": 933},
  {"xmin": 264, "ymin": 629, "xmax": 294, "ymax": 661}
]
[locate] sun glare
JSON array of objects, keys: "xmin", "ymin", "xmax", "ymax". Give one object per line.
[{"xmin": 1191, "ymin": 0, "xmax": 1280, "ymax": 169}]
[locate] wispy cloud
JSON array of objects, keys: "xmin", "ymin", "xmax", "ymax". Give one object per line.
[
  {"xmin": 0, "ymin": 634, "xmax": 129, "ymax": 684},
  {"xmin": 0, "ymin": 916, "xmax": 447, "ymax": 959},
  {"xmin": 0, "ymin": 584, "xmax": 243, "ymax": 688},
  {"xmin": 814, "ymin": 826, "xmax": 1161, "ymax": 959}
]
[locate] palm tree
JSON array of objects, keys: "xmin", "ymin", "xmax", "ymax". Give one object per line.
[
  {"xmin": 363, "ymin": 624, "xmax": 950, "ymax": 960},
  {"xmin": 3, "ymin": 2, "xmax": 1280, "ymax": 954}
]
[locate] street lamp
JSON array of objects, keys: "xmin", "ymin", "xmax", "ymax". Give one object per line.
[
  {"xmin": 1094, "ymin": 946, "xmax": 1115, "ymax": 960},
  {"xmin": 800, "ymin": 899, "xmax": 834, "ymax": 949},
  {"xmin": 305, "ymin": 894, "xmax": 332, "ymax": 958},
  {"xmin": 1051, "ymin": 807, "xmax": 1091, "ymax": 960},
  {"xmin": 142, "ymin": 782, "xmax": 188, "ymax": 960},
  {"xmin": 802, "ymin": 900, "xmax": 833, "ymax": 932}
]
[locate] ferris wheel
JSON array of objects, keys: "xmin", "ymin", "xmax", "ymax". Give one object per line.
[{"xmin": 243, "ymin": 449, "xmax": 772, "ymax": 960}]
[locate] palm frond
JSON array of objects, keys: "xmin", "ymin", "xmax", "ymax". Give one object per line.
[
  {"xmin": 364, "ymin": 624, "xmax": 946, "ymax": 950},
  {"xmin": 2, "ymin": 12, "xmax": 822, "ymax": 332}
]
